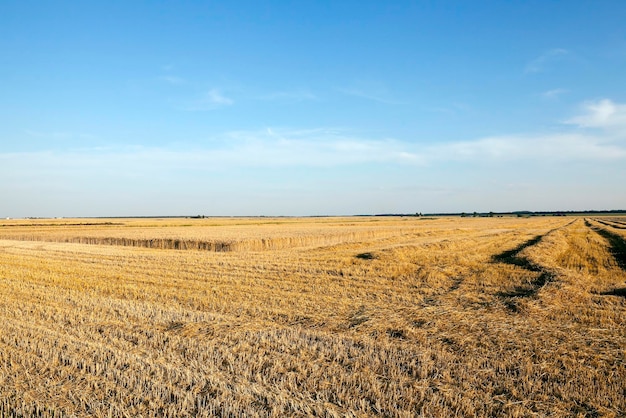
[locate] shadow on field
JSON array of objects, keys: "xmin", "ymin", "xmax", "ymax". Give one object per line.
[
  {"xmin": 492, "ymin": 234, "xmax": 553, "ymax": 310},
  {"xmin": 599, "ymin": 288, "xmax": 626, "ymax": 298}
]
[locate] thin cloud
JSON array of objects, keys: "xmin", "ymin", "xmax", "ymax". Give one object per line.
[
  {"xmin": 525, "ymin": 48, "xmax": 569, "ymax": 73},
  {"xmin": 216, "ymin": 128, "xmax": 421, "ymax": 166},
  {"xmin": 426, "ymin": 102, "xmax": 471, "ymax": 115},
  {"xmin": 24, "ymin": 130, "xmax": 95, "ymax": 140},
  {"xmin": 183, "ymin": 89, "xmax": 234, "ymax": 111},
  {"xmin": 158, "ymin": 75, "xmax": 186, "ymax": 85},
  {"xmin": 430, "ymin": 133, "xmax": 626, "ymax": 162},
  {"xmin": 541, "ymin": 88, "xmax": 568, "ymax": 100},
  {"xmin": 25, "ymin": 130, "xmax": 72, "ymax": 139},
  {"xmin": 207, "ymin": 89, "xmax": 234, "ymax": 105},
  {"xmin": 338, "ymin": 83, "xmax": 406, "ymax": 105},
  {"xmin": 259, "ymin": 90, "xmax": 317, "ymax": 102},
  {"xmin": 7, "ymin": 120, "xmax": 626, "ymax": 180}
]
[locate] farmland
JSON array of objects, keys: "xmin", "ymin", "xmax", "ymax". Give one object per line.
[{"xmin": 0, "ymin": 216, "xmax": 624, "ymax": 417}]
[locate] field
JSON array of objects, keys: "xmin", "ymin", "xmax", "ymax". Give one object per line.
[{"xmin": 0, "ymin": 216, "xmax": 624, "ymax": 417}]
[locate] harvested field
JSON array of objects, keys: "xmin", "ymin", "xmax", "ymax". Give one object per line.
[
  {"xmin": 0, "ymin": 216, "xmax": 624, "ymax": 417},
  {"xmin": 0, "ymin": 217, "xmax": 458, "ymax": 252}
]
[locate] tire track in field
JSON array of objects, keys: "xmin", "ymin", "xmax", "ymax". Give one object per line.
[
  {"xmin": 492, "ymin": 235, "xmax": 553, "ymax": 302},
  {"xmin": 586, "ymin": 219, "xmax": 626, "ymax": 298},
  {"xmin": 491, "ymin": 220, "xmax": 575, "ymax": 311},
  {"xmin": 594, "ymin": 218, "xmax": 626, "ymax": 230},
  {"xmin": 405, "ymin": 230, "xmax": 541, "ymax": 308},
  {"xmin": 414, "ymin": 222, "xmax": 569, "ymax": 309}
]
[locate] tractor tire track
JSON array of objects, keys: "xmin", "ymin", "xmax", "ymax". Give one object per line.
[
  {"xmin": 586, "ymin": 219, "xmax": 626, "ymax": 298},
  {"xmin": 492, "ymin": 220, "xmax": 575, "ymax": 311}
]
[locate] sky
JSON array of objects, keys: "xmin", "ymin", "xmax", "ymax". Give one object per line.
[{"xmin": 1, "ymin": 1, "xmax": 626, "ymax": 217}]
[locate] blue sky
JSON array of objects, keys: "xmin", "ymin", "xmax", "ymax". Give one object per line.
[{"xmin": 1, "ymin": 1, "xmax": 625, "ymax": 216}]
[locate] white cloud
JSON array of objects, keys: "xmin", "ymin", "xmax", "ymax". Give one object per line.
[
  {"xmin": 5, "ymin": 117, "xmax": 626, "ymax": 181},
  {"xmin": 430, "ymin": 133, "xmax": 626, "ymax": 162},
  {"xmin": 4, "ymin": 99, "xmax": 626, "ymax": 183},
  {"xmin": 430, "ymin": 99, "xmax": 626, "ymax": 161},
  {"xmin": 525, "ymin": 48, "xmax": 569, "ymax": 73},
  {"xmin": 214, "ymin": 128, "xmax": 421, "ymax": 166},
  {"xmin": 0, "ymin": 130, "xmax": 409, "ymax": 172},
  {"xmin": 565, "ymin": 99, "xmax": 626, "ymax": 131}
]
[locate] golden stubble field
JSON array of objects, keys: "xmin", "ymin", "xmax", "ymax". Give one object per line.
[{"xmin": 0, "ymin": 216, "xmax": 624, "ymax": 417}]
